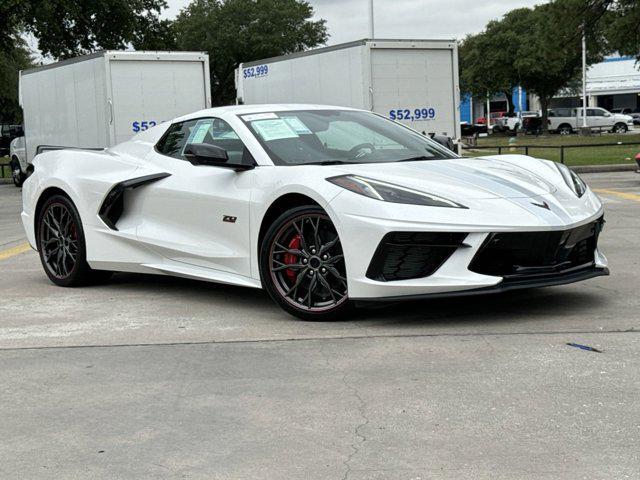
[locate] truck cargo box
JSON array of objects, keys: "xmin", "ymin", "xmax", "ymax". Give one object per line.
[
  {"xmin": 19, "ymin": 51, "xmax": 211, "ymax": 163},
  {"xmin": 235, "ymin": 39, "xmax": 460, "ymax": 141}
]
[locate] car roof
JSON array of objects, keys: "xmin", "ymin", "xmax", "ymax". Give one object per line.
[{"xmin": 174, "ymin": 104, "xmax": 360, "ymax": 123}]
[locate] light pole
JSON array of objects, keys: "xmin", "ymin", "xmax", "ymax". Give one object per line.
[
  {"xmin": 486, "ymin": 95, "xmax": 491, "ymax": 133},
  {"xmin": 368, "ymin": 0, "xmax": 375, "ymax": 38},
  {"xmin": 518, "ymin": 86, "xmax": 523, "ymax": 113},
  {"xmin": 582, "ymin": 24, "xmax": 588, "ymax": 128}
]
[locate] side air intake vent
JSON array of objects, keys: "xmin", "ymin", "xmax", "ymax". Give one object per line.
[
  {"xmin": 98, "ymin": 172, "xmax": 171, "ymax": 230},
  {"xmin": 366, "ymin": 232, "xmax": 468, "ymax": 281}
]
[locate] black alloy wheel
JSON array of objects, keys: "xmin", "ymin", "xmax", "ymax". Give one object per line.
[
  {"xmin": 260, "ymin": 206, "xmax": 351, "ymax": 321},
  {"xmin": 37, "ymin": 194, "xmax": 111, "ymax": 286}
]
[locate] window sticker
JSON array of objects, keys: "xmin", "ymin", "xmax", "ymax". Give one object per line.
[
  {"xmin": 252, "ymin": 119, "xmax": 299, "ymax": 141},
  {"xmin": 282, "ymin": 116, "xmax": 312, "ymax": 134},
  {"xmin": 187, "ymin": 119, "xmax": 213, "ymax": 144},
  {"xmin": 241, "ymin": 113, "xmax": 279, "ymax": 122}
]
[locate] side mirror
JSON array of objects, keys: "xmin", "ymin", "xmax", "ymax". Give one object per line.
[
  {"xmin": 183, "ymin": 143, "xmax": 254, "ymax": 171},
  {"xmin": 184, "ymin": 143, "xmax": 228, "ymax": 163}
]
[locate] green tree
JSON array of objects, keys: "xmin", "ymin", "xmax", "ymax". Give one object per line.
[
  {"xmin": 459, "ymin": 33, "xmax": 504, "ymax": 114},
  {"xmin": 3, "ymin": 0, "xmax": 169, "ymax": 59},
  {"xmin": 459, "ymin": 9, "xmax": 538, "ymax": 116},
  {"xmin": 0, "ymin": 40, "xmax": 33, "ymax": 123},
  {"xmin": 461, "ymin": 0, "xmax": 607, "ymax": 133},
  {"xmin": 603, "ymin": 0, "xmax": 640, "ymax": 61},
  {"xmin": 174, "ymin": 0, "xmax": 328, "ymax": 106},
  {"xmin": 514, "ymin": 1, "xmax": 605, "ymax": 132},
  {"xmin": 132, "ymin": 18, "xmax": 178, "ymax": 51}
]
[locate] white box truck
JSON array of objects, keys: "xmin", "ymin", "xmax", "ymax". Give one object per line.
[
  {"xmin": 235, "ymin": 39, "xmax": 461, "ymax": 141},
  {"xmin": 18, "ymin": 50, "xmax": 211, "ymax": 166}
]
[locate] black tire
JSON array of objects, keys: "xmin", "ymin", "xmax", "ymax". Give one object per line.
[
  {"xmin": 612, "ymin": 123, "xmax": 628, "ymax": 134},
  {"xmin": 558, "ymin": 124, "xmax": 573, "ymax": 135},
  {"xmin": 259, "ymin": 205, "xmax": 352, "ymax": 321},
  {"xmin": 36, "ymin": 194, "xmax": 112, "ymax": 287},
  {"xmin": 10, "ymin": 158, "xmax": 25, "ymax": 188}
]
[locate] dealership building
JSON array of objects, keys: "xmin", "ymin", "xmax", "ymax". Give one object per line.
[
  {"xmin": 461, "ymin": 55, "xmax": 640, "ymax": 122},
  {"xmin": 544, "ymin": 56, "xmax": 640, "ymax": 112}
]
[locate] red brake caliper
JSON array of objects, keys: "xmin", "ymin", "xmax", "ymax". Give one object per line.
[{"xmin": 284, "ymin": 234, "xmax": 302, "ymax": 281}]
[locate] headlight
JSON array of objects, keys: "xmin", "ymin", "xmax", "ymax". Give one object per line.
[
  {"xmin": 327, "ymin": 175, "xmax": 467, "ymax": 208},
  {"xmin": 555, "ymin": 163, "xmax": 587, "ymax": 197}
]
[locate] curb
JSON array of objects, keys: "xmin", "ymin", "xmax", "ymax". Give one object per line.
[{"xmin": 570, "ymin": 163, "xmax": 639, "ymax": 174}]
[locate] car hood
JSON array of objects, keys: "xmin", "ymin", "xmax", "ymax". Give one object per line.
[{"xmin": 328, "ymin": 157, "xmax": 558, "ymax": 201}]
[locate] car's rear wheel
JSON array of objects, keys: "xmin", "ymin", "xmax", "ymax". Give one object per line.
[
  {"xmin": 37, "ymin": 194, "xmax": 111, "ymax": 287},
  {"xmin": 613, "ymin": 122, "xmax": 628, "ymax": 134},
  {"xmin": 10, "ymin": 158, "xmax": 25, "ymax": 187},
  {"xmin": 260, "ymin": 206, "xmax": 351, "ymax": 321}
]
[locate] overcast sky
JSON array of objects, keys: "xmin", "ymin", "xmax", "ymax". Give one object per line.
[{"xmin": 164, "ymin": 0, "xmax": 548, "ymax": 44}]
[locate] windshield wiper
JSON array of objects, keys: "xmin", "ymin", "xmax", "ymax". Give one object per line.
[
  {"xmin": 396, "ymin": 156, "xmax": 433, "ymax": 162},
  {"xmin": 302, "ymin": 160, "xmax": 358, "ymax": 166}
]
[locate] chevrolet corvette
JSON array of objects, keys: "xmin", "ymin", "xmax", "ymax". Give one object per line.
[{"xmin": 21, "ymin": 105, "xmax": 608, "ymax": 320}]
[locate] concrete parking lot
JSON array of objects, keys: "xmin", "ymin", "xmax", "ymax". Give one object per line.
[{"xmin": 1, "ymin": 172, "xmax": 639, "ymax": 479}]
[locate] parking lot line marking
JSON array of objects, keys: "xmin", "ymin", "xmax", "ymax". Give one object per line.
[
  {"xmin": 0, "ymin": 242, "xmax": 32, "ymax": 261},
  {"xmin": 593, "ymin": 188, "xmax": 640, "ymax": 203}
]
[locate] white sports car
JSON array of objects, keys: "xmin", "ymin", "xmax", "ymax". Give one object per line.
[{"xmin": 21, "ymin": 105, "xmax": 608, "ymax": 320}]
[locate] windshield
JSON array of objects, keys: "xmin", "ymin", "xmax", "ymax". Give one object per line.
[{"xmin": 239, "ymin": 109, "xmax": 458, "ymax": 166}]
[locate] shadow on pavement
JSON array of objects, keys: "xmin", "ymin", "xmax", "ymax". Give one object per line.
[{"xmin": 104, "ymin": 272, "xmax": 610, "ymax": 328}]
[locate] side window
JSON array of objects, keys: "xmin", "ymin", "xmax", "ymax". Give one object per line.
[
  {"xmin": 587, "ymin": 109, "xmax": 600, "ymax": 117},
  {"xmin": 156, "ymin": 118, "xmax": 252, "ymax": 165},
  {"xmin": 156, "ymin": 121, "xmax": 192, "ymax": 158},
  {"xmin": 554, "ymin": 108, "xmax": 572, "ymax": 117}
]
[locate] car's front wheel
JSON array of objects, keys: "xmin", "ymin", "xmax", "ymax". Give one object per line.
[
  {"xmin": 260, "ymin": 206, "xmax": 351, "ymax": 321},
  {"xmin": 37, "ymin": 194, "xmax": 111, "ymax": 287}
]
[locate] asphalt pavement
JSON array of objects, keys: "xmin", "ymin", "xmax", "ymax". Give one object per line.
[{"xmin": 0, "ymin": 171, "xmax": 639, "ymax": 479}]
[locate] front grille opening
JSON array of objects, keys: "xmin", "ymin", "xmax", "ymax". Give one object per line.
[
  {"xmin": 469, "ymin": 217, "xmax": 603, "ymax": 278},
  {"xmin": 366, "ymin": 232, "xmax": 468, "ymax": 281}
]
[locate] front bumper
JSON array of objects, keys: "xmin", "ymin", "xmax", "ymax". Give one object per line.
[
  {"xmin": 357, "ymin": 264, "xmax": 609, "ymax": 303},
  {"xmin": 328, "ymin": 189, "xmax": 607, "ymax": 300}
]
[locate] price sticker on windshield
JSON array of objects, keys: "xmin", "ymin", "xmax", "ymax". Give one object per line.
[{"xmin": 252, "ymin": 119, "xmax": 299, "ymax": 141}]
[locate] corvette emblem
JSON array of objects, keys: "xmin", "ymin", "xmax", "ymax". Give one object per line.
[{"xmin": 531, "ymin": 200, "xmax": 550, "ymax": 210}]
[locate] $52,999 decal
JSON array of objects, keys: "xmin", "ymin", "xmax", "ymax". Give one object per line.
[{"xmin": 389, "ymin": 108, "xmax": 436, "ymax": 122}]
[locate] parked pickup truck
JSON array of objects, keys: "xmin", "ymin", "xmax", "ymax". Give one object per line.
[{"xmin": 548, "ymin": 107, "xmax": 634, "ymax": 134}]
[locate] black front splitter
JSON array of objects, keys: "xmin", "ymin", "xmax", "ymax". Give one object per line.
[{"xmin": 353, "ymin": 266, "xmax": 609, "ymax": 306}]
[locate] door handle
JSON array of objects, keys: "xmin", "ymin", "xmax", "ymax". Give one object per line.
[{"xmin": 108, "ymin": 99, "xmax": 114, "ymax": 125}]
